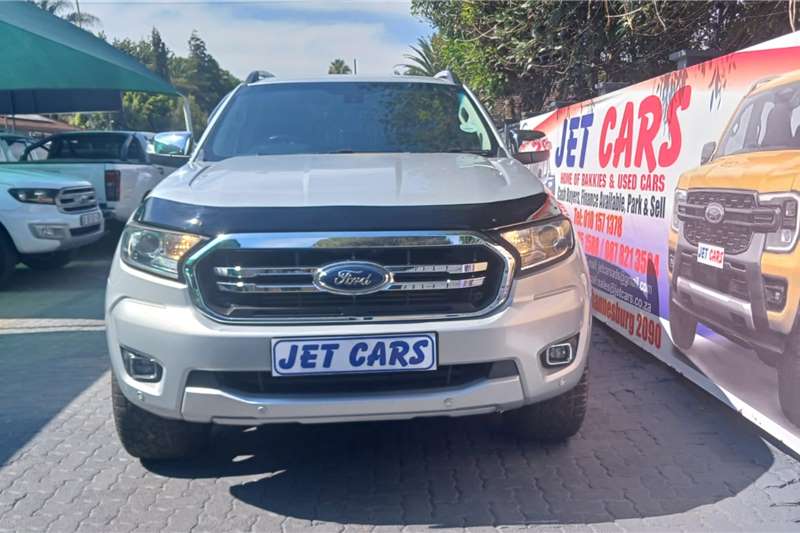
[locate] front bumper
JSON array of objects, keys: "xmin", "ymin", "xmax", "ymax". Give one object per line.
[
  {"xmin": 106, "ymin": 249, "xmax": 592, "ymax": 425},
  {"xmin": 3, "ymin": 205, "xmax": 105, "ymax": 254},
  {"xmin": 669, "ymin": 228, "xmax": 794, "ymax": 353}
]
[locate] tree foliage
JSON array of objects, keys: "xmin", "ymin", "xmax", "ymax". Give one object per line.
[
  {"xmin": 396, "ymin": 36, "xmax": 445, "ymax": 76},
  {"xmin": 71, "ymin": 29, "xmax": 239, "ymax": 134},
  {"xmin": 328, "ymin": 58, "xmax": 353, "ymax": 74},
  {"xmin": 412, "ymin": 0, "xmax": 799, "ymax": 117},
  {"xmin": 32, "ymin": 0, "xmax": 100, "ymax": 28}
]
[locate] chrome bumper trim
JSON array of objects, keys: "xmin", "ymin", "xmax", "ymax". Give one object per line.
[
  {"xmin": 181, "ymin": 375, "xmax": 525, "ymax": 424},
  {"xmin": 676, "ymin": 276, "xmax": 755, "ymax": 330}
]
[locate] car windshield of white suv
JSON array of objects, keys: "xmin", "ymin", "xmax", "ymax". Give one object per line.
[
  {"xmin": 717, "ymin": 81, "xmax": 800, "ymax": 157},
  {"xmin": 201, "ymin": 82, "xmax": 497, "ymax": 161}
]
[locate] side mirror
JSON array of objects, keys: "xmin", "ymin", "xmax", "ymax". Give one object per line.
[
  {"xmin": 508, "ymin": 129, "xmax": 548, "ymax": 164},
  {"xmin": 152, "ymin": 131, "xmax": 192, "ymax": 156},
  {"xmin": 701, "ymin": 141, "xmax": 716, "ymax": 165},
  {"xmin": 149, "ymin": 153, "xmax": 190, "ymax": 168}
]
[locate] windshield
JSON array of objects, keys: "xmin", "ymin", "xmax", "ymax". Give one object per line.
[
  {"xmin": 717, "ymin": 81, "xmax": 800, "ymax": 158},
  {"xmin": 201, "ymin": 82, "xmax": 498, "ymax": 161}
]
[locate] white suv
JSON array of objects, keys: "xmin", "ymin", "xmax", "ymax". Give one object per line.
[{"xmin": 105, "ymin": 72, "xmax": 592, "ymax": 460}]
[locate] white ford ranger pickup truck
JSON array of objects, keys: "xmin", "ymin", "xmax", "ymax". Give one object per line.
[{"xmin": 105, "ymin": 72, "xmax": 592, "ymax": 460}]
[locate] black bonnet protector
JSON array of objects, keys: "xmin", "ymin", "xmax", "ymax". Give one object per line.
[{"xmin": 135, "ymin": 193, "xmax": 549, "ymax": 236}]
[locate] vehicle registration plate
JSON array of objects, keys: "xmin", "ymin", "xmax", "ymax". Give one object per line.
[
  {"xmin": 271, "ymin": 333, "xmax": 437, "ymax": 377},
  {"xmin": 697, "ymin": 242, "xmax": 725, "ymax": 269},
  {"xmin": 80, "ymin": 211, "xmax": 102, "ymax": 227}
]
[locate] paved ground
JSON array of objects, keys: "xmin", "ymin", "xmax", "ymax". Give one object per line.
[{"xmin": 2, "ymin": 234, "xmax": 800, "ymax": 532}]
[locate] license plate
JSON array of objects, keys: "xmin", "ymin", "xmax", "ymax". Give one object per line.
[
  {"xmin": 697, "ymin": 242, "xmax": 725, "ymax": 269},
  {"xmin": 80, "ymin": 211, "xmax": 102, "ymax": 227},
  {"xmin": 271, "ymin": 333, "xmax": 437, "ymax": 377}
]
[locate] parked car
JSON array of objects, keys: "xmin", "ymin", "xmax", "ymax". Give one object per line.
[
  {"xmin": 668, "ymin": 69, "xmax": 800, "ymax": 425},
  {"xmin": 0, "ymin": 167, "xmax": 104, "ymax": 286},
  {"xmin": 2, "ymin": 131, "xmax": 182, "ymax": 223},
  {"xmin": 106, "ymin": 71, "xmax": 592, "ymax": 460}
]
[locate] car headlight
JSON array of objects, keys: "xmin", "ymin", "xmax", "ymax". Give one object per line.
[
  {"xmin": 9, "ymin": 188, "xmax": 59, "ymax": 205},
  {"xmin": 759, "ymin": 192, "xmax": 799, "ymax": 252},
  {"xmin": 500, "ymin": 217, "xmax": 574, "ymax": 272},
  {"xmin": 120, "ymin": 224, "xmax": 206, "ymax": 279},
  {"xmin": 671, "ymin": 189, "xmax": 687, "ymax": 231}
]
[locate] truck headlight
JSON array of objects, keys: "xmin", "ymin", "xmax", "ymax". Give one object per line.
[
  {"xmin": 500, "ymin": 217, "xmax": 574, "ymax": 272},
  {"xmin": 120, "ymin": 224, "xmax": 206, "ymax": 279},
  {"xmin": 9, "ymin": 188, "xmax": 58, "ymax": 205},
  {"xmin": 760, "ymin": 192, "xmax": 799, "ymax": 252},
  {"xmin": 671, "ymin": 189, "xmax": 687, "ymax": 231}
]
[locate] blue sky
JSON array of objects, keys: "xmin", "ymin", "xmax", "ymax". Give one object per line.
[{"xmin": 84, "ymin": 1, "xmax": 433, "ymax": 78}]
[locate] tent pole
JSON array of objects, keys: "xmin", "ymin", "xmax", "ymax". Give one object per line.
[
  {"xmin": 9, "ymin": 92, "xmax": 16, "ymax": 133},
  {"xmin": 182, "ymin": 96, "xmax": 193, "ymax": 141}
]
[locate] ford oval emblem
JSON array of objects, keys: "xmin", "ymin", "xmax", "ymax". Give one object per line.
[
  {"xmin": 704, "ymin": 202, "xmax": 725, "ymax": 224},
  {"xmin": 313, "ymin": 261, "xmax": 392, "ymax": 295}
]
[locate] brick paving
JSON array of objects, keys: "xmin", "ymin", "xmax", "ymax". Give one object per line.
[{"xmin": 1, "ymin": 237, "xmax": 800, "ymax": 532}]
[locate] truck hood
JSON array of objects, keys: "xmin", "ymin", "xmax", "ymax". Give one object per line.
[
  {"xmin": 679, "ymin": 150, "xmax": 800, "ymax": 192},
  {"xmin": 152, "ymin": 153, "xmax": 544, "ymax": 207},
  {"xmin": 0, "ymin": 167, "xmax": 92, "ymax": 189}
]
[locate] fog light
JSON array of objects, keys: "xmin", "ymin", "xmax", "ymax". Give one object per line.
[
  {"xmin": 29, "ymin": 223, "xmax": 69, "ymax": 240},
  {"xmin": 763, "ymin": 277, "xmax": 788, "ymax": 312},
  {"xmin": 541, "ymin": 335, "xmax": 579, "ymax": 368},
  {"xmin": 121, "ymin": 347, "xmax": 163, "ymax": 382}
]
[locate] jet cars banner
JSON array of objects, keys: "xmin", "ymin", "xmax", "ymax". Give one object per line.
[{"xmin": 521, "ymin": 31, "xmax": 800, "ymax": 451}]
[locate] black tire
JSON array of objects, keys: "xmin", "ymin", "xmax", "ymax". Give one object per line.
[
  {"xmin": 778, "ymin": 326, "xmax": 800, "ymax": 427},
  {"xmin": 669, "ymin": 298, "xmax": 697, "ymax": 351},
  {"xmin": 111, "ymin": 375, "xmax": 210, "ymax": 460},
  {"xmin": 502, "ymin": 367, "xmax": 588, "ymax": 442},
  {"xmin": 21, "ymin": 250, "xmax": 73, "ymax": 270},
  {"xmin": 0, "ymin": 229, "xmax": 18, "ymax": 289}
]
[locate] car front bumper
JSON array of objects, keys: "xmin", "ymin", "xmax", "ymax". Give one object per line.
[
  {"xmin": 106, "ymin": 248, "xmax": 592, "ymax": 425},
  {"xmin": 3, "ymin": 205, "xmax": 105, "ymax": 254}
]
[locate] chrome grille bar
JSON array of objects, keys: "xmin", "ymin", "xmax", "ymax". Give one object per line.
[
  {"xmin": 217, "ymin": 276, "xmax": 486, "ymax": 294},
  {"xmin": 56, "ymin": 187, "xmax": 98, "ymax": 214},
  {"xmin": 214, "ymin": 262, "xmax": 488, "ymax": 279}
]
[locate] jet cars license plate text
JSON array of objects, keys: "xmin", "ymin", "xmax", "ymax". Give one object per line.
[{"xmin": 271, "ymin": 334, "xmax": 437, "ymax": 377}]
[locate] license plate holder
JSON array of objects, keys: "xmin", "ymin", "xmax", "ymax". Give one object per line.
[
  {"xmin": 697, "ymin": 242, "xmax": 725, "ymax": 269},
  {"xmin": 79, "ymin": 211, "xmax": 102, "ymax": 227},
  {"xmin": 270, "ymin": 333, "xmax": 437, "ymax": 377}
]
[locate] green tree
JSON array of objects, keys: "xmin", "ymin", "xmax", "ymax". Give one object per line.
[
  {"xmin": 31, "ymin": 0, "xmax": 100, "ymax": 28},
  {"xmin": 328, "ymin": 59, "xmax": 352, "ymax": 74},
  {"xmin": 70, "ymin": 29, "xmax": 239, "ymax": 134},
  {"xmin": 397, "ymin": 36, "xmax": 444, "ymax": 76},
  {"xmin": 412, "ymin": 0, "xmax": 799, "ymax": 117}
]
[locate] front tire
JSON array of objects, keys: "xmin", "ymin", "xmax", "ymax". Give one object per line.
[
  {"xmin": 502, "ymin": 367, "xmax": 588, "ymax": 442},
  {"xmin": 669, "ymin": 298, "xmax": 697, "ymax": 351},
  {"xmin": 778, "ymin": 326, "xmax": 800, "ymax": 427},
  {"xmin": 0, "ymin": 230, "xmax": 17, "ymax": 288},
  {"xmin": 21, "ymin": 250, "xmax": 73, "ymax": 270},
  {"xmin": 111, "ymin": 375, "xmax": 209, "ymax": 460}
]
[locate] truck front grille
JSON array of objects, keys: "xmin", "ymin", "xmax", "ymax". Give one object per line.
[
  {"xmin": 185, "ymin": 232, "xmax": 514, "ymax": 324},
  {"xmin": 679, "ymin": 189, "xmax": 770, "ymax": 255},
  {"xmin": 56, "ymin": 187, "xmax": 98, "ymax": 214}
]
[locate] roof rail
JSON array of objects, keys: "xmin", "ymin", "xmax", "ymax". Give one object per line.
[
  {"xmin": 433, "ymin": 70, "xmax": 460, "ymax": 84},
  {"xmin": 245, "ymin": 70, "xmax": 276, "ymax": 84}
]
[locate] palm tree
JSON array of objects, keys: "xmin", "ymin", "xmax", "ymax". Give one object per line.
[
  {"xmin": 396, "ymin": 36, "xmax": 443, "ymax": 76},
  {"xmin": 328, "ymin": 59, "xmax": 352, "ymax": 75},
  {"xmin": 32, "ymin": 0, "xmax": 100, "ymax": 29}
]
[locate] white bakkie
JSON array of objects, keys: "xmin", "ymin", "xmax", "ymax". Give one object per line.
[
  {"xmin": 105, "ymin": 71, "xmax": 592, "ymax": 460},
  {"xmin": 0, "ymin": 167, "xmax": 104, "ymax": 286}
]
